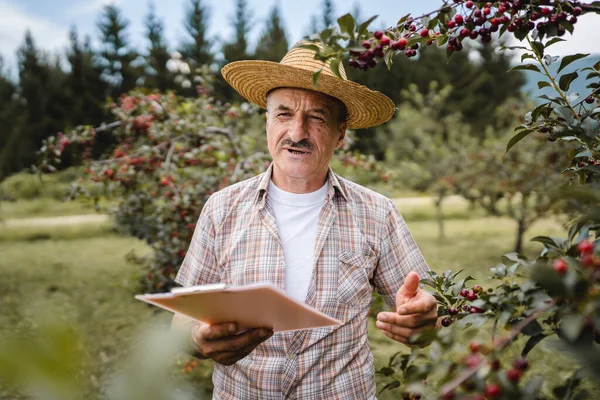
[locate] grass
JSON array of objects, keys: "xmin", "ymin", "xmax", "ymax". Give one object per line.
[
  {"xmin": 0, "ymin": 197, "xmax": 98, "ymax": 220},
  {"xmin": 0, "ymin": 204, "xmax": 597, "ymax": 398}
]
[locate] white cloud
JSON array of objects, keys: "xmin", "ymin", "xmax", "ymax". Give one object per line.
[
  {"xmin": 0, "ymin": 1, "xmax": 69, "ymax": 71},
  {"xmin": 67, "ymin": 0, "xmax": 121, "ymax": 19},
  {"xmin": 544, "ymin": 13, "xmax": 599, "ymax": 57}
]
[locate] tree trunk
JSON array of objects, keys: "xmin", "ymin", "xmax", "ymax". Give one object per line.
[
  {"xmin": 515, "ymin": 217, "xmax": 526, "ymax": 254},
  {"xmin": 435, "ymin": 190, "xmax": 445, "ymax": 242}
]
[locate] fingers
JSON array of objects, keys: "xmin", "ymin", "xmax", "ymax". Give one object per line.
[
  {"xmin": 397, "ymin": 295, "xmax": 437, "ymax": 315},
  {"xmin": 396, "ymin": 271, "xmax": 420, "ymax": 301},
  {"xmin": 198, "ymin": 322, "xmax": 238, "ymax": 340},
  {"xmin": 377, "ymin": 311, "xmax": 437, "ymax": 330},
  {"xmin": 194, "ymin": 326, "xmax": 273, "ymax": 365}
]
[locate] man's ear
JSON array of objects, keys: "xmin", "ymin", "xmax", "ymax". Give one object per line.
[{"xmin": 336, "ymin": 122, "xmax": 347, "ymax": 149}]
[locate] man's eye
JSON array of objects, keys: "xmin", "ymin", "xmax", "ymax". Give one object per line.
[
  {"xmin": 310, "ymin": 116, "xmax": 326, "ymax": 122},
  {"xmin": 277, "ymin": 113, "xmax": 291, "ymax": 117}
]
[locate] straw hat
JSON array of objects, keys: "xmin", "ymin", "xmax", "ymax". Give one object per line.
[{"xmin": 221, "ymin": 42, "xmax": 395, "ymax": 129}]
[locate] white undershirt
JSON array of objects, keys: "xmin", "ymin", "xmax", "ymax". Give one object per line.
[{"xmin": 268, "ymin": 180, "xmax": 328, "ymax": 303}]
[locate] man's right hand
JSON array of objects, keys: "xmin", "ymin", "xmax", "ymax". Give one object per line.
[{"xmin": 190, "ymin": 322, "xmax": 273, "ymax": 366}]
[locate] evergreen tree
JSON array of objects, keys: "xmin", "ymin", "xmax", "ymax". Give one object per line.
[
  {"xmin": 97, "ymin": 4, "xmax": 140, "ymax": 98},
  {"xmin": 255, "ymin": 4, "xmax": 288, "ymax": 62},
  {"xmin": 222, "ymin": 0, "xmax": 253, "ymax": 63},
  {"xmin": 0, "ymin": 31, "xmax": 69, "ymax": 176},
  {"xmin": 66, "ymin": 27, "xmax": 107, "ymax": 126},
  {"xmin": 179, "ymin": 0, "xmax": 213, "ymax": 66},
  {"xmin": 145, "ymin": 1, "xmax": 172, "ymax": 91},
  {"xmin": 0, "ymin": 56, "xmax": 17, "ymax": 179}
]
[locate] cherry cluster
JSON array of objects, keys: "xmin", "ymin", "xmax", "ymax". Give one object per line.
[
  {"xmin": 552, "ymin": 239, "xmax": 599, "ymax": 275},
  {"xmin": 441, "ymin": 345, "xmax": 530, "ymax": 400},
  {"xmin": 348, "ymin": 0, "xmax": 584, "ymax": 70},
  {"xmin": 440, "ymin": 284, "xmax": 486, "ymax": 327}
]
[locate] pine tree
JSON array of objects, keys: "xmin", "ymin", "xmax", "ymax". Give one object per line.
[
  {"xmin": 0, "ymin": 56, "xmax": 18, "ymax": 179},
  {"xmin": 66, "ymin": 27, "xmax": 107, "ymax": 126},
  {"xmin": 0, "ymin": 31, "xmax": 69, "ymax": 176},
  {"xmin": 145, "ymin": 1, "xmax": 172, "ymax": 91},
  {"xmin": 97, "ymin": 4, "xmax": 140, "ymax": 98},
  {"xmin": 255, "ymin": 4, "xmax": 288, "ymax": 62},
  {"xmin": 222, "ymin": 0, "xmax": 253, "ymax": 63},
  {"xmin": 179, "ymin": 0, "xmax": 213, "ymax": 66}
]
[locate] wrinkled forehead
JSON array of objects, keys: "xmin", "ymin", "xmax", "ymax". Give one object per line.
[{"xmin": 266, "ymin": 87, "xmax": 340, "ymax": 114}]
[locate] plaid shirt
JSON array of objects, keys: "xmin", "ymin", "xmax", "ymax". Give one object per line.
[{"xmin": 176, "ymin": 164, "xmax": 429, "ymax": 399}]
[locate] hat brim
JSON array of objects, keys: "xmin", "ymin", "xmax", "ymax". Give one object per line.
[{"xmin": 221, "ymin": 60, "xmax": 395, "ymax": 129}]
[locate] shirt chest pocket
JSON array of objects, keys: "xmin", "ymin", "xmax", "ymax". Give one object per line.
[{"xmin": 337, "ymin": 251, "xmax": 377, "ymax": 306}]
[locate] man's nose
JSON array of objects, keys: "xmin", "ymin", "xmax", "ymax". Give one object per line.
[{"xmin": 288, "ymin": 116, "xmax": 309, "ymax": 143}]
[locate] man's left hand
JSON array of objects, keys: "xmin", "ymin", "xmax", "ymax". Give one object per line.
[{"xmin": 376, "ymin": 271, "xmax": 438, "ymax": 346}]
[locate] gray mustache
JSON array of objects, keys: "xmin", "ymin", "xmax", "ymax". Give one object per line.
[{"xmin": 282, "ymin": 139, "xmax": 314, "ymax": 151}]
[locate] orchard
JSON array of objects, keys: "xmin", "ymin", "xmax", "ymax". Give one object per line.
[{"xmin": 33, "ymin": 0, "xmax": 600, "ymax": 398}]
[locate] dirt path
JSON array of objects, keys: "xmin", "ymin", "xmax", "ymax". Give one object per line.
[{"xmin": 2, "ymin": 214, "xmax": 108, "ymax": 228}]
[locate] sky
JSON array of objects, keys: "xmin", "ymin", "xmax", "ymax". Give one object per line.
[{"xmin": 0, "ymin": 0, "xmax": 599, "ymax": 76}]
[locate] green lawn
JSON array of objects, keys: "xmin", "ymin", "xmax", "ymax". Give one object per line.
[{"xmin": 0, "ymin": 207, "xmax": 597, "ymax": 398}]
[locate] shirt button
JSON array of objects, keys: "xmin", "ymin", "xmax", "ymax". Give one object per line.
[{"xmin": 287, "ymin": 352, "xmax": 294, "ymax": 361}]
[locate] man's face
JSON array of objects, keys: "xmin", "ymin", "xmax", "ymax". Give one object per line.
[{"xmin": 265, "ymin": 88, "xmax": 346, "ymax": 192}]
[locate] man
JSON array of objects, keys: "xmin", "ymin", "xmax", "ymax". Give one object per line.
[{"xmin": 172, "ymin": 42, "xmax": 438, "ymax": 399}]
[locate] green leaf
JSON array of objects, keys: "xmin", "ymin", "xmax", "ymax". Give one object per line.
[
  {"xmin": 545, "ymin": 37, "xmax": 565, "ymax": 48},
  {"xmin": 396, "ymin": 14, "xmax": 411, "ymax": 26},
  {"xmin": 378, "ymin": 380, "xmax": 400, "ymax": 395},
  {"xmin": 581, "ymin": 116, "xmax": 600, "ymax": 139},
  {"xmin": 560, "ymin": 313, "xmax": 586, "ymax": 341},
  {"xmin": 521, "ymin": 53, "xmax": 535, "ymax": 63},
  {"xmin": 508, "ymin": 64, "xmax": 541, "ymax": 73},
  {"xmin": 561, "ymin": 20, "xmax": 575, "ymax": 35},
  {"xmin": 530, "ymin": 236, "xmax": 566, "ymax": 250},
  {"xmin": 558, "ymin": 53, "xmax": 590, "ymax": 74},
  {"xmin": 329, "ymin": 57, "xmax": 342, "ymax": 79},
  {"xmin": 531, "ymin": 41, "xmax": 544, "ymax": 58},
  {"xmin": 575, "ymin": 150, "xmax": 593, "ymax": 158},
  {"xmin": 337, "ymin": 14, "xmax": 355, "ymax": 36},
  {"xmin": 531, "ymin": 102, "xmax": 549, "ymax": 121},
  {"xmin": 312, "ymin": 69, "xmax": 322, "ymax": 88},
  {"xmin": 358, "ymin": 15, "xmax": 378, "ymax": 36},
  {"xmin": 559, "ymin": 71, "xmax": 579, "ymax": 92},
  {"xmin": 506, "ymin": 129, "xmax": 533, "ymax": 153},
  {"xmin": 384, "ymin": 50, "xmax": 393, "ymax": 70},
  {"xmin": 537, "ymin": 81, "xmax": 552, "ymax": 89}
]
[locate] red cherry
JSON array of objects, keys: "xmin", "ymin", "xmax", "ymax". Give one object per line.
[
  {"xmin": 420, "ymin": 29, "xmax": 429, "ymax": 37},
  {"xmin": 447, "ymin": 20, "xmax": 457, "ymax": 29},
  {"xmin": 460, "ymin": 288, "xmax": 469, "ymax": 297},
  {"xmin": 498, "ymin": 5, "xmax": 506, "ymax": 13},
  {"xmin": 483, "ymin": 7, "xmax": 491, "ymax": 15},
  {"xmin": 573, "ymin": 6, "xmax": 582, "ymax": 16},
  {"xmin": 380, "ymin": 36, "xmax": 390, "ymax": 46},
  {"xmin": 448, "ymin": 307, "xmax": 458, "ymax": 315},
  {"xmin": 473, "ymin": 285, "xmax": 483, "ymax": 293},
  {"xmin": 485, "ymin": 383, "xmax": 502, "ymax": 398},
  {"xmin": 513, "ymin": 358, "xmax": 529, "ymax": 371},
  {"xmin": 465, "ymin": 1, "xmax": 474, "ymax": 9},
  {"xmin": 467, "ymin": 290, "xmax": 477, "ymax": 301},
  {"xmin": 469, "ymin": 342, "xmax": 480, "ymax": 353},
  {"xmin": 374, "ymin": 30, "xmax": 383, "ymax": 40},
  {"xmin": 506, "ymin": 368, "xmax": 521, "ymax": 382},
  {"xmin": 441, "ymin": 317, "xmax": 453, "ymax": 327},
  {"xmin": 578, "ymin": 240, "xmax": 594, "ymax": 255},
  {"xmin": 585, "ymin": 96, "xmax": 594, "ymax": 104},
  {"xmin": 552, "ymin": 259, "xmax": 568, "ymax": 275},
  {"xmin": 361, "ymin": 40, "xmax": 371, "ymax": 49},
  {"xmin": 541, "ymin": 7, "xmax": 552, "ymax": 16},
  {"xmin": 460, "ymin": 28, "xmax": 470, "ymax": 37},
  {"xmin": 455, "ymin": 15, "xmax": 464, "ymax": 24}
]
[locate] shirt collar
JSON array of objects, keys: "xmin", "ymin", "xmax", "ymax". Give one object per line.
[{"xmin": 257, "ymin": 163, "xmax": 348, "ymax": 203}]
